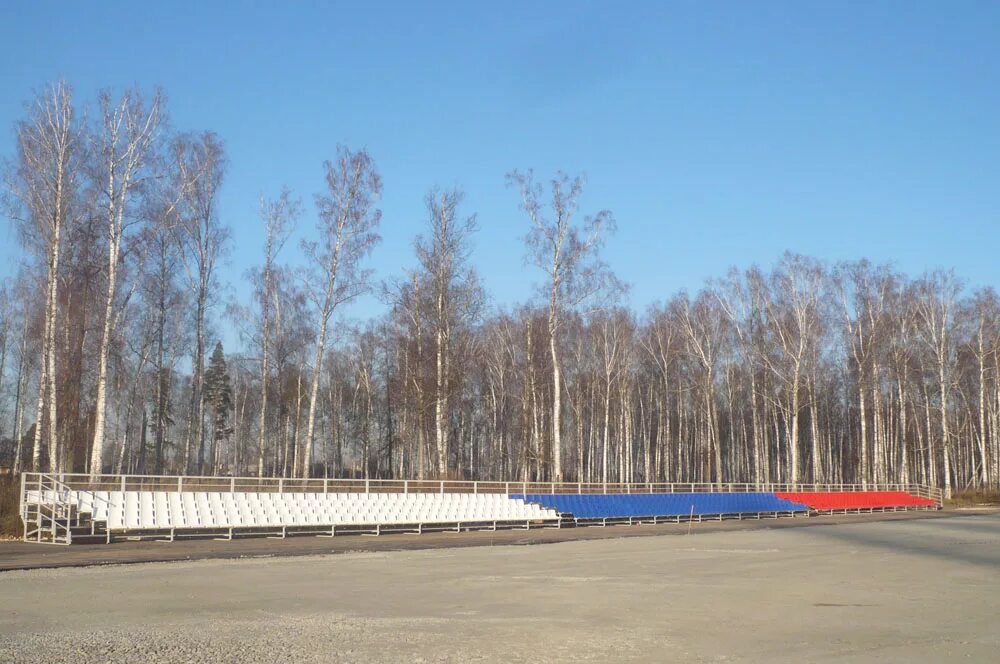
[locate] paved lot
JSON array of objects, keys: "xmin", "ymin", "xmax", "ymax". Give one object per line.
[
  {"xmin": 1, "ymin": 511, "xmax": 998, "ymax": 663},
  {"xmin": 0, "ymin": 509, "xmax": 967, "ymax": 572}
]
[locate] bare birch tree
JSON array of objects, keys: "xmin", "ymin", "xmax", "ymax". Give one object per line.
[
  {"xmin": 88, "ymin": 88, "xmax": 162, "ymax": 476},
  {"xmin": 912, "ymin": 270, "xmax": 963, "ymax": 499},
  {"xmin": 508, "ymin": 170, "xmax": 615, "ymax": 481},
  {"xmin": 301, "ymin": 147, "xmax": 381, "ymax": 478},
  {"xmin": 8, "ymin": 83, "xmax": 82, "ymax": 472},
  {"xmin": 677, "ymin": 290, "xmax": 729, "ymax": 482},
  {"xmin": 0, "ymin": 287, "xmax": 9, "ymax": 437},
  {"xmin": 173, "ymin": 132, "xmax": 229, "ymax": 474},
  {"xmin": 833, "ymin": 261, "xmax": 896, "ymax": 485},
  {"xmin": 763, "ymin": 253, "xmax": 825, "ymax": 486},
  {"xmin": 256, "ymin": 189, "xmax": 299, "ymax": 476},
  {"xmin": 8, "ymin": 276, "xmax": 34, "ymax": 474},
  {"xmin": 414, "ymin": 188, "xmax": 480, "ymax": 477}
]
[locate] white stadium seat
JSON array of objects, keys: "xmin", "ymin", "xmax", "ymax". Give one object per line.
[{"xmin": 56, "ymin": 487, "xmax": 559, "ymax": 536}]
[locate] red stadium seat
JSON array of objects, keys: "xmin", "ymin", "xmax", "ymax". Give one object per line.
[{"xmin": 774, "ymin": 491, "xmax": 937, "ymax": 511}]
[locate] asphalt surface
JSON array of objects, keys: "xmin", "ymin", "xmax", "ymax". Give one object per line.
[
  {"xmin": 0, "ymin": 509, "xmax": 971, "ymax": 572},
  {"xmin": 1, "ymin": 510, "xmax": 998, "ymax": 663}
]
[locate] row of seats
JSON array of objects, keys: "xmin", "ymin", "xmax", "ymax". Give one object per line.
[
  {"xmin": 24, "ymin": 488, "xmax": 938, "ymax": 531},
  {"xmin": 775, "ymin": 491, "xmax": 938, "ymax": 510},
  {"xmin": 61, "ymin": 491, "xmax": 558, "ymax": 531},
  {"xmin": 512, "ymin": 492, "xmax": 809, "ymax": 519}
]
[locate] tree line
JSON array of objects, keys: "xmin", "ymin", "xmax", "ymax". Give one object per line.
[{"xmin": 1, "ymin": 83, "xmax": 998, "ymax": 499}]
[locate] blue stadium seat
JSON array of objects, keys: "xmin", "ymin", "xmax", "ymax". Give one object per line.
[{"xmin": 510, "ymin": 493, "xmax": 808, "ymax": 519}]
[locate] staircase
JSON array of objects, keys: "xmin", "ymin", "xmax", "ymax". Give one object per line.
[{"xmin": 21, "ymin": 474, "xmax": 109, "ymax": 545}]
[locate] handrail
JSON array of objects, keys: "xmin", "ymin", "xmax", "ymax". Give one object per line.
[
  {"xmin": 19, "ymin": 472, "xmax": 943, "ymax": 506},
  {"xmin": 21, "ymin": 473, "xmax": 114, "ymax": 510},
  {"xmin": 21, "ymin": 473, "xmax": 75, "ymax": 544}
]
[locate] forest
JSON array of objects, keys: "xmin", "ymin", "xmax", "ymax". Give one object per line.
[{"xmin": 1, "ymin": 83, "xmax": 998, "ymax": 500}]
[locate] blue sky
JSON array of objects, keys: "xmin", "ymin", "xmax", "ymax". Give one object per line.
[{"xmin": 1, "ymin": 2, "xmax": 998, "ymax": 328}]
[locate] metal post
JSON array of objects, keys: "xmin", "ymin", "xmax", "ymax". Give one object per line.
[
  {"xmin": 50, "ymin": 480, "xmax": 56, "ymax": 542},
  {"xmin": 178, "ymin": 476, "xmax": 183, "ymax": 492},
  {"xmin": 121, "ymin": 475, "xmax": 127, "ymax": 493},
  {"xmin": 20, "ymin": 473, "xmax": 26, "ymax": 542},
  {"xmin": 473, "ymin": 481, "xmax": 478, "ymax": 495}
]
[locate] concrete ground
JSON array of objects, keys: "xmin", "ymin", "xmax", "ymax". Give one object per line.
[
  {"xmin": 0, "ymin": 509, "xmax": 965, "ymax": 572},
  {"xmin": 1, "ymin": 511, "xmax": 998, "ymax": 663}
]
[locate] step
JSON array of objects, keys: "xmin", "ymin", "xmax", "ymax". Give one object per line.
[
  {"xmin": 68, "ymin": 533, "xmax": 110, "ymax": 545},
  {"xmin": 24, "ymin": 503, "xmax": 78, "ymax": 514},
  {"xmin": 24, "ymin": 533, "xmax": 72, "ymax": 544},
  {"xmin": 26, "ymin": 516, "xmax": 104, "ymax": 533}
]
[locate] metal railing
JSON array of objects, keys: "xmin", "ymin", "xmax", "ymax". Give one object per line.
[
  {"xmin": 907, "ymin": 484, "xmax": 945, "ymax": 505},
  {"xmin": 21, "ymin": 473, "xmax": 75, "ymax": 545},
  {"xmin": 20, "ymin": 472, "xmax": 944, "ymax": 506}
]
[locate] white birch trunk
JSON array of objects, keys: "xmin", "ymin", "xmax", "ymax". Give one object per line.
[{"xmin": 547, "ymin": 235, "xmax": 564, "ymax": 482}]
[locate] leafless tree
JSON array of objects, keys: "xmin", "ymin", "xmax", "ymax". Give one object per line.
[
  {"xmin": 0, "ymin": 285, "xmax": 10, "ymax": 446},
  {"xmin": 300, "ymin": 147, "xmax": 381, "ymax": 478},
  {"xmin": 88, "ymin": 87, "xmax": 162, "ymax": 476},
  {"xmin": 912, "ymin": 271, "xmax": 963, "ymax": 498},
  {"xmin": 834, "ymin": 261, "xmax": 894, "ymax": 485},
  {"xmin": 413, "ymin": 188, "xmax": 481, "ymax": 477},
  {"xmin": 508, "ymin": 170, "xmax": 616, "ymax": 481},
  {"xmin": 255, "ymin": 189, "xmax": 299, "ymax": 476},
  {"xmin": 3, "ymin": 81, "xmax": 1000, "ymax": 498},
  {"xmin": 677, "ymin": 289, "xmax": 730, "ymax": 482},
  {"xmin": 140, "ymin": 191, "xmax": 188, "ymax": 475},
  {"xmin": 172, "ymin": 132, "xmax": 229, "ymax": 474},
  {"xmin": 763, "ymin": 253, "xmax": 826, "ymax": 485},
  {"xmin": 7, "ymin": 275, "xmax": 35, "ymax": 474},
  {"xmin": 8, "ymin": 83, "xmax": 83, "ymax": 472}
]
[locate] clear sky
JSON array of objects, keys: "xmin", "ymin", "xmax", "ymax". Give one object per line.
[{"xmin": 1, "ymin": 1, "xmax": 998, "ymax": 326}]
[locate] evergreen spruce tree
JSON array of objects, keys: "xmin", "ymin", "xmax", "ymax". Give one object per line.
[
  {"xmin": 204, "ymin": 342, "xmax": 233, "ymax": 472},
  {"xmin": 150, "ymin": 367, "xmax": 175, "ymax": 474}
]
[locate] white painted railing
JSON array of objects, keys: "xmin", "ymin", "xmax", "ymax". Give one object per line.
[
  {"xmin": 20, "ymin": 472, "xmax": 944, "ymax": 506},
  {"xmin": 20, "ymin": 473, "xmax": 74, "ymax": 545}
]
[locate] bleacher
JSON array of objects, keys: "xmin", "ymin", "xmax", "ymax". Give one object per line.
[
  {"xmin": 19, "ymin": 473, "xmax": 945, "ymax": 545},
  {"xmin": 24, "ymin": 490, "xmax": 559, "ymax": 542},
  {"xmin": 775, "ymin": 491, "xmax": 938, "ymax": 512},
  {"xmin": 100, "ymin": 490, "xmax": 553, "ymax": 531},
  {"xmin": 512, "ymin": 492, "xmax": 809, "ymax": 522}
]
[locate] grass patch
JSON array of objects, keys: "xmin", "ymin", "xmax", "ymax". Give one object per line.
[{"xmin": 948, "ymin": 489, "xmax": 1000, "ymax": 507}]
